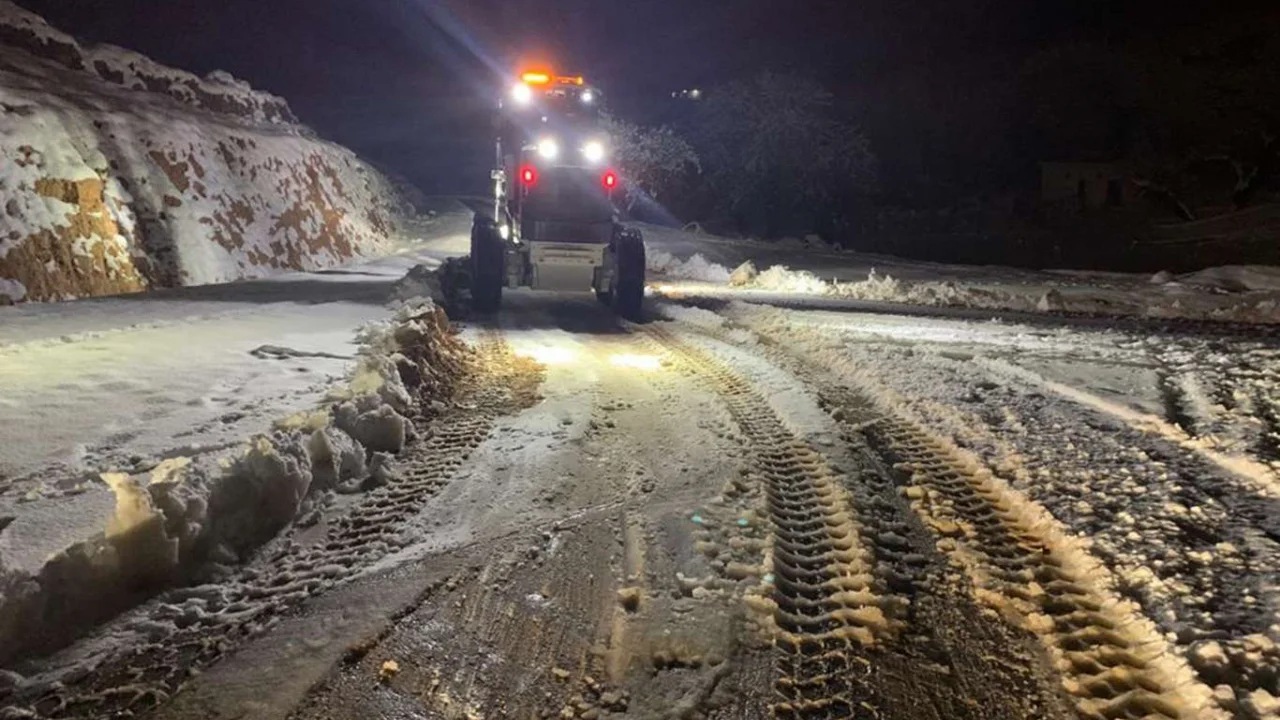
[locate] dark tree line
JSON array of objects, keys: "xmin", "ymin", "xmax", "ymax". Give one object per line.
[
  {"xmin": 1022, "ymin": 10, "xmax": 1280, "ymax": 217},
  {"xmin": 608, "ymin": 73, "xmax": 877, "ymax": 239},
  {"xmin": 610, "ymin": 6, "xmax": 1280, "ymax": 245}
]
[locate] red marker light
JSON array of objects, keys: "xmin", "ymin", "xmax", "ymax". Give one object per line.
[
  {"xmin": 602, "ymin": 170, "xmax": 618, "ymax": 190},
  {"xmin": 520, "ymin": 165, "xmax": 537, "ymax": 186}
]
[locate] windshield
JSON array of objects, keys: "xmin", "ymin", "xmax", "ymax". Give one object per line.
[{"xmin": 538, "ymin": 87, "xmax": 602, "ymax": 122}]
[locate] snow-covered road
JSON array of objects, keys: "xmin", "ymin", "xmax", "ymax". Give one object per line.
[
  {"xmin": 0, "ymin": 205, "xmax": 470, "ymax": 489},
  {"xmin": 3, "ymin": 217, "xmax": 1280, "ymax": 719}
]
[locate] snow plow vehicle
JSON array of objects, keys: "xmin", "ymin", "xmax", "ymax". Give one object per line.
[{"xmin": 471, "ymin": 70, "xmax": 646, "ymax": 319}]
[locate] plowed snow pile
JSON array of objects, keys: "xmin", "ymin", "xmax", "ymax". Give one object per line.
[
  {"xmin": 0, "ymin": 292, "xmax": 469, "ymax": 666},
  {"xmin": 643, "ymin": 228, "xmax": 1280, "ymax": 324},
  {"xmin": 0, "ymin": 1, "xmax": 406, "ymax": 304},
  {"xmin": 647, "ymin": 250, "xmax": 732, "ymax": 283}
]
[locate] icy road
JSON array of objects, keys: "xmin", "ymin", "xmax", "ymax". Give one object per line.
[{"xmin": 2, "ymin": 214, "xmax": 1280, "ymax": 720}]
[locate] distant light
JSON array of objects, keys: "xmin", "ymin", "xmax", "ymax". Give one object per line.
[
  {"xmin": 689, "ymin": 88, "xmax": 702, "ymax": 100},
  {"xmin": 520, "ymin": 164, "xmax": 537, "ymax": 186},
  {"xmin": 582, "ymin": 140, "xmax": 606, "ymax": 163},
  {"xmin": 511, "ymin": 83, "xmax": 533, "ymax": 105},
  {"xmin": 536, "ymin": 137, "xmax": 559, "ymax": 160},
  {"xmin": 602, "ymin": 170, "xmax": 618, "ymax": 190}
]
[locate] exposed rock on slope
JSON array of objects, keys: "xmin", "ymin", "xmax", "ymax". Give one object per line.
[{"xmin": 0, "ymin": 1, "xmax": 406, "ymax": 303}]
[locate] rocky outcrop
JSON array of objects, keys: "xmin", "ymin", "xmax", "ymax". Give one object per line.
[
  {"xmin": 0, "ymin": 2, "xmax": 295, "ymax": 124},
  {"xmin": 0, "ymin": 1, "xmax": 407, "ymax": 303}
]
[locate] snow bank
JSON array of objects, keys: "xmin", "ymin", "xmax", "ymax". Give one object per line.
[
  {"xmin": 754, "ymin": 265, "xmax": 837, "ymax": 295},
  {"xmin": 728, "ymin": 264, "xmax": 1016, "ymax": 309},
  {"xmin": 0, "ymin": 2, "xmax": 408, "ymax": 303},
  {"xmin": 658, "ymin": 258, "xmax": 1280, "ymax": 325},
  {"xmin": 647, "ymin": 250, "xmax": 733, "ymax": 283},
  {"xmin": 0, "ymin": 287, "xmax": 470, "ymax": 665},
  {"xmin": 642, "ymin": 223, "xmax": 1280, "ymax": 325},
  {"xmin": 1171, "ymin": 265, "xmax": 1280, "ymax": 293}
]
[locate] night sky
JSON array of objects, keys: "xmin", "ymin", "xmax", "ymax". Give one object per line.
[{"xmin": 13, "ymin": 0, "xmax": 1271, "ymax": 198}]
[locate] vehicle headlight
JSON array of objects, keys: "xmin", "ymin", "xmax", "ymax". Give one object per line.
[
  {"xmin": 536, "ymin": 137, "xmax": 559, "ymax": 160},
  {"xmin": 582, "ymin": 140, "xmax": 606, "ymax": 163},
  {"xmin": 581, "ymin": 90, "xmax": 595, "ymax": 104},
  {"xmin": 511, "ymin": 83, "xmax": 533, "ymax": 105}
]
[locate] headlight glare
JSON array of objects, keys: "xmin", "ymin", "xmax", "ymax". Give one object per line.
[
  {"xmin": 582, "ymin": 140, "xmax": 606, "ymax": 163},
  {"xmin": 536, "ymin": 137, "xmax": 560, "ymax": 160}
]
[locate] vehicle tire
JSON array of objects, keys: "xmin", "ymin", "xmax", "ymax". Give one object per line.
[
  {"xmin": 613, "ymin": 227, "xmax": 645, "ymax": 321},
  {"xmin": 470, "ymin": 218, "xmax": 504, "ymax": 313}
]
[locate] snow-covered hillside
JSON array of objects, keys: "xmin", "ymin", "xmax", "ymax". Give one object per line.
[{"xmin": 0, "ymin": 1, "xmax": 406, "ymax": 304}]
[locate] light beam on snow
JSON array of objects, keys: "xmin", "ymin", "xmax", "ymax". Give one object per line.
[
  {"xmin": 609, "ymin": 353, "xmax": 662, "ymax": 371},
  {"xmin": 515, "ymin": 344, "xmax": 577, "ymax": 366}
]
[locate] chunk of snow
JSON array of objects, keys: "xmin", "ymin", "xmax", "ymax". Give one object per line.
[
  {"xmin": 391, "ymin": 263, "xmax": 446, "ymax": 304},
  {"xmin": 1246, "ymin": 689, "xmax": 1280, "ymax": 717},
  {"xmin": 647, "ymin": 251, "xmax": 732, "ymax": 283},
  {"xmin": 754, "ymin": 265, "xmax": 830, "ymax": 295},
  {"xmin": 206, "ymin": 434, "xmax": 313, "ymax": 551},
  {"xmin": 1175, "ymin": 265, "xmax": 1280, "ymax": 293},
  {"xmin": 729, "ymin": 261, "xmax": 758, "ymax": 287},
  {"xmin": 307, "ymin": 426, "xmax": 366, "ymax": 492},
  {"xmin": 101, "ymin": 471, "xmax": 162, "ymax": 539},
  {"xmin": 1037, "ymin": 289, "xmax": 1066, "ymax": 312},
  {"xmin": 1190, "ymin": 641, "xmax": 1229, "ymax": 671},
  {"xmin": 0, "ymin": 278, "xmax": 27, "ymax": 303},
  {"xmin": 346, "ymin": 404, "xmax": 407, "ymax": 454}
]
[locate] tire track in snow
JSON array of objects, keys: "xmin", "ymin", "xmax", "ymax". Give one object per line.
[
  {"xmin": 860, "ymin": 412, "xmax": 1222, "ymax": 720},
  {"xmin": 644, "ymin": 325, "xmax": 908, "ymax": 719},
  {"xmin": 978, "ymin": 356, "xmax": 1280, "ymax": 500},
  {"xmin": 675, "ymin": 315, "xmax": 1227, "ymax": 720},
  {"xmin": 1, "ymin": 332, "xmax": 543, "ymax": 720}
]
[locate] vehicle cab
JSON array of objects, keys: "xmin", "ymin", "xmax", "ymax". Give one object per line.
[{"xmin": 472, "ymin": 69, "xmax": 645, "ymax": 320}]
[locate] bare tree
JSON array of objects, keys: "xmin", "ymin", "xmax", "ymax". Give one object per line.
[
  {"xmin": 692, "ymin": 73, "xmax": 877, "ymax": 236},
  {"xmin": 601, "ymin": 117, "xmax": 700, "ymax": 212}
]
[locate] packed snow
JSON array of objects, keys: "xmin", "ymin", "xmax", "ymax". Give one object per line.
[
  {"xmin": 0, "ymin": 206, "xmax": 468, "ymax": 484},
  {"xmin": 0, "ymin": 206, "xmax": 471, "ymax": 663},
  {"xmin": 700, "ymin": 300, "xmax": 1280, "ymax": 716}
]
